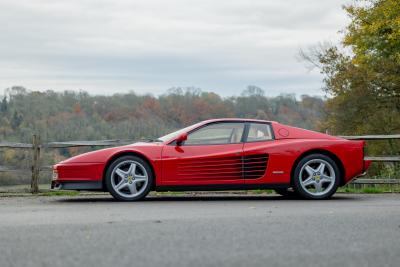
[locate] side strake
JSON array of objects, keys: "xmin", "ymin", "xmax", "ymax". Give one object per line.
[
  {"xmin": 243, "ymin": 154, "xmax": 269, "ymax": 179},
  {"xmin": 175, "ymin": 153, "xmax": 268, "ymax": 180},
  {"xmin": 177, "ymin": 155, "xmax": 242, "ymax": 180}
]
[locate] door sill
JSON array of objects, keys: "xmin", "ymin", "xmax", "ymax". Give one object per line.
[{"xmin": 155, "ymin": 183, "xmax": 289, "ymax": 192}]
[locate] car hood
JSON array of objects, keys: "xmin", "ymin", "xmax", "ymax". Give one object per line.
[{"xmin": 57, "ymin": 141, "xmax": 162, "ymax": 164}]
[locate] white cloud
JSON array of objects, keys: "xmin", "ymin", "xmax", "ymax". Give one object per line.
[{"xmin": 0, "ymin": 0, "xmax": 351, "ymax": 96}]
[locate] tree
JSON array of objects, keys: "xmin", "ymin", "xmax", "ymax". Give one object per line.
[
  {"xmin": 301, "ymin": 0, "xmax": 400, "ymax": 137},
  {"xmin": 10, "ymin": 111, "xmax": 23, "ymax": 130},
  {"xmin": 0, "ymin": 96, "xmax": 7, "ymax": 113},
  {"xmin": 344, "ymin": 0, "xmax": 400, "ymax": 108},
  {"xmin": 241, "ymin": 85, "xmax": 265, "ymax": 97}
]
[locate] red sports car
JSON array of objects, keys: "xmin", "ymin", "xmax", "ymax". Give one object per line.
[{"xmin": 52, "ymin": 118, "xmax": 371, "ymax": 200}]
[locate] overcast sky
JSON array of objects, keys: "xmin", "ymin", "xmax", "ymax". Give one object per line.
[{"xmin": 0, "ymin": 0, "xmax": 351, "ymax": 97}]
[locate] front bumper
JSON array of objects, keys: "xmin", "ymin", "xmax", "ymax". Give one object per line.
[
  {"xmin": 52, "ymin": 162, "xmax": 105, "ymax": 191},
  {"xmin": 51, "ymin": 181, "xmax": 103, "ymax": 191}
]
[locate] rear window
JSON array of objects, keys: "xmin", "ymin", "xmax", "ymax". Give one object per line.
[{"xmin": 246, "ymin": 123, "xmax": 273, "ymax": 142}]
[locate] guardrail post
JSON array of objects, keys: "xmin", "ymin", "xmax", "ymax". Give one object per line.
[{"xmin": 31, "ymin": 134, "xmax": 40, "ymax": 194}]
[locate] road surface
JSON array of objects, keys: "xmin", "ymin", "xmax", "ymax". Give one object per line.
[{"xmin": 0, "ymin": 193, "xmax": 399, "ymax": 267}]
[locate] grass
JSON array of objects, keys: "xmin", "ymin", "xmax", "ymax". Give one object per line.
[
  {"xmin": 0, "ymin": 190, "xmax": 82, "ymax": 198},
  {"xmin": 1, "ymin": 184, "xmax": 399, "ymax": 198},
  {"xmin": 248, "ymin": 189, "xmax": 275, "ymax": 194},
  {"xmin": 35, "ymin": 187, "xmax": 398, "ymax": 196},
  {"xmin": 153, "ymin": 191, "xmax": 186, "ymax": 196},
  {"xmin": 37, "ymin": 191, "xmax": 80, "ymax": 197},
  {"xmin": 338, "ymin": 185, "xmax": 400, "ymax": 194}
]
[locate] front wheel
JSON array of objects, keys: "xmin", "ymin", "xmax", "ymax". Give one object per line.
[
  {"xmin": 292, "ymin": 154, "xmax": 340, "ymax": 200},
  {"xmin": 105, "ymin": 155, "xmax": 153, "ymax": 201}
]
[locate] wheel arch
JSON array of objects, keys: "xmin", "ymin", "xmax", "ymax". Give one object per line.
[
  {"xmin": 102, "ymin": 151, "xmax": 157, "ymax": 190},
  {"xmin": 290, "ymin": 149, "xmax": 346, "ymax": 186}
]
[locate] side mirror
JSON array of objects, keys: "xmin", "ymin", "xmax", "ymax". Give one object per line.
[{"xmin": 176, "ymin": 133, "xmax": 188, "ymax": 146}]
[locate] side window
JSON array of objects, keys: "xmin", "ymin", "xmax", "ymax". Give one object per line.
[
  {"xmin": 185, "ymin": 123, "xmax": 245, "ymax": 145},
  {"xmin": 246, "ymin": 123, "xmax": 273, "ymax": 142}
]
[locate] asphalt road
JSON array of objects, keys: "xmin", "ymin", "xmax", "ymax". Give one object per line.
[{"xmin": 0, "ymin": 193, "xmax": 399, "ymax": 267}]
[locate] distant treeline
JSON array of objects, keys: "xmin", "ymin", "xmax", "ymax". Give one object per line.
[{"xmin": 0, "ymin": 86, "xmax": 325, "ymax": 143}]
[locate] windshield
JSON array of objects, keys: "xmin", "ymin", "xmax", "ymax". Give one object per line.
[{"xmin": 157, "ymin": 122, "xmax": 203, "ymax": 142}]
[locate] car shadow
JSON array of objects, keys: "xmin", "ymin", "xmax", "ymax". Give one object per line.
[{"xmin": 55, "ymin": 193, "xmax": 360, "ymax": 203}]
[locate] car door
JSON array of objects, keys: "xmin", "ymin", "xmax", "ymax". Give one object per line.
[
  {"xmin": 161, "ymin": 122, "xmax": 245, "ymax": 186},
  {"xmin": 242, "ymin": 122, "xmax": 275, "ymax": 184}
]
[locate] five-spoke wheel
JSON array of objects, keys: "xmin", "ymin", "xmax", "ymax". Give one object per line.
[
  {"xmin": 105, "ymin": 155, "xmax": 153, "ymax": 201},
  {"xmin": 293, "ymin": 154, "xmax": 340, "ymax": 199}
]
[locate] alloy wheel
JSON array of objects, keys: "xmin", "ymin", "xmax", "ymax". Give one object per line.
[
  {"xmin": 298, "ymin": 159, "xmax": 336, "ymax": 197},
  {"xmin": 110, "ymin": 160, "xmax": 149, "ymax": 198}
]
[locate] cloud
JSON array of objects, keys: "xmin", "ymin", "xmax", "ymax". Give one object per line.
[{"xmin": 0, "ymin": 0, "xmax": 350, "ymax": 96}]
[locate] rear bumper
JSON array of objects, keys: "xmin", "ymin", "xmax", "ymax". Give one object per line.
[{"xmin": 51, "ymin": 181, "xmax": 103, "ymax": 191}]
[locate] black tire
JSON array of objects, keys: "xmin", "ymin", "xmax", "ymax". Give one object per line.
[
  {"xmin": 274, "ymin": 188, "xmax": 298, "ymax": 197},
  {"xmin": 105, "ymin": 155, "xmax": 154, "ymax": 201},
  {"xmin": 292, "ymin": 154, "xmax": 340, "ymax": 200}
]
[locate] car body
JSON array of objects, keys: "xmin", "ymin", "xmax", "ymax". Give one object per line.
[{"xmin": 52, "ymin": 118, "xmax": 371, "ymax": 200}]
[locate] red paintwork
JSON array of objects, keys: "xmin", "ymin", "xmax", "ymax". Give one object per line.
[{"xmin": 53, "ymin": 118, "xmax": 370, "ymax": 189}]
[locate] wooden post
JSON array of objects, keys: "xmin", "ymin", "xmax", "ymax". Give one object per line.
[{"xmin": 31, "ymin": 134, "xmax": 40, "ymax": 194}]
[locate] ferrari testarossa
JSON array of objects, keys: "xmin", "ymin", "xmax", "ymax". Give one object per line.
[{"xmin": 52, "ymin": 118, "xmax": 371, "ymax": 200}]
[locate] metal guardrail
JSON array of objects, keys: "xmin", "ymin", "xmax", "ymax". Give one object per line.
[
  {"xmin": 364, "ymin": 156, "xmax": 400, "ymax": 162},
  {"xmin": 0, "ymin": 134, "xmax": 399, "ymax": 193},
  {"xmin": 352, "ymin": 179, "xmax": 400, "ymax": 185},
  {"xmin": 339, "ymin": 134, "xmax": 400, "ymax": 140}
]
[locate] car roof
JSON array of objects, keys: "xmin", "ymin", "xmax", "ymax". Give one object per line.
[{"xmin": 200, "ymin": 118, "xmax": 275, "ymax": 124}]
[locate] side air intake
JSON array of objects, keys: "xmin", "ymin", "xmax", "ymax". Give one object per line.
[
  {"xmin": 177, "ymin": 153, "xmax": 269, "ymax": 180},
  {"xmin": 243, "ymin": 154, "xmax": 269, "ymax": 179}
]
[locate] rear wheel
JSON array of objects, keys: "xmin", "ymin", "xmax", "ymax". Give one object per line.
[
  {"xmin": 292, "ymin": 154, "xmax": 340, "ymax": 200},
  {"xmin": 105, "ymin": 155, "xmax": 153, "ymax": 201}
]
